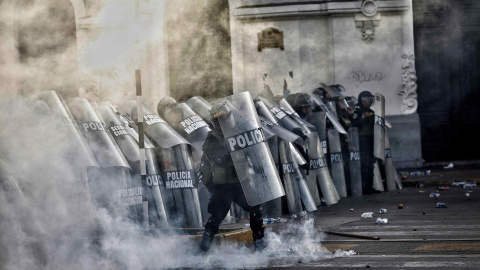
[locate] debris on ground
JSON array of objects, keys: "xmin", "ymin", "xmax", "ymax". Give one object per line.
[
  {"xmin": 436, "ymin": 202, "xmax": 447, "ymax": 208},
  {"xmin": 379, "ymin": 208, "xmax": 387, "ymax": 214},
  {"xmin": 429, "ymin": 193, "xmax": 440, "ymax": 198},
  {"xmin": 464, "ymin": 181, "xmax": 477, "ymax": 189},
  {"xmin": 361, "ymin": 212, "xmax": 374, "ymax": 218},
  {"xmin": 444, "ymin": 162, "xmax": 454, "ymax": 169},
  {"xmin": 376, "ymin": 218, "xmax": 388, "ymax": 224},
  {"xmin": 398, "ymin": 204, "xmax": 404, "ymax": 209},
  {"xmin": 437, "ymin": 186, "xmax": 450, "ymax": 191}
]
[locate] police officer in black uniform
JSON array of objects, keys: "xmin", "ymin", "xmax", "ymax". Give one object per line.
[
  {"xmin": 351, "ymin": 91, "xmax": 379, "ymax": 194},
  {"xmin": 199, "ymin": 109, "xmax": 265, "ymax": 253}
]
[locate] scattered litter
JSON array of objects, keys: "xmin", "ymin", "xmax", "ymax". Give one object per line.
[
  {"xmin": 429, "ymin": 193, "xmax": 440, "ymax": 198},
  {"xmin": 451, "ymin": 182, "xmax": 466, "ymax": 187},
  {"xmin": 291, "ymin": 214, "xmax": 298, "ymax": 219},
  {"xmin": 263, "ymin": 218, "xmax": 286, "ymax": 224},
  {"xmin": 398, "ymin": 204, "xmax": 404, "ymax": 209},
  {"xmin": 349, "ymin": 209, "xmax": 354, "ymax": 212},
  {"xmin": 437, "ymin": 186, "xmax": 450, "ymax": 191},
  {"xmin": 436, "ymin": 202, "xmax": 447, "ymax": 208},
  {"xmin": 399, "ymin": 170, "xmax": 431, "ymax": 176},
  {"xmin": 361, "ymin": 212, "xmax": 374, "ymax": 218},
  {"xmin": 376, "ymin": 218, "xmax": 388, "ymax": 224},
  {"xmin": 464, "ymin": 181, "xmax": 477, "ymax": 189},
  {"xmin": 379, "ymin": 208, "xmax": 387, "ymax": 214},
  {"xmin": 419, "ymin": 190, "xmax": 426, "ymax": 193},
  {"xmin": 402, "ymin": 175, "xmax": 407, "ymax": 180},
  {"xmin": 444, "ymin": 162, "xmax": 454, "ymax": 169},
  {"xmin": 466, "ymin": 193, "xmax": 471, "ymax": 200}
]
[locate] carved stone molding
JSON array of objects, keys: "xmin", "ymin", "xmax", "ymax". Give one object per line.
[
  {"xmin": 399, "ymin": 53, "xmax": 418, "ymax": 114},
  {"xmin": 355, "ymin": 6, "xmax": 381, "ymax": 44}
]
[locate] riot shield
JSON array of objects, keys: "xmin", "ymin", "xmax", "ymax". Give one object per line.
[
  {"xmin": 307, "ymin": 132, "xmax": 340, "ymax": 205},
  {"xmin": 123, "ymin": 102, "xmax": 202, "ymax": 228},
  {"xmin": 157, "ymin": 144, "xmax": 203, "ymax": 228},
  {"xmin": 116, "ymin": 108, "xmax": 178, "ymax": 226},
  {"xmin": 275, "ymin": 97, "xmax": 317, "ymax": 133},
  {"xmin": 284, "ymin": 142, "xmax": 317, "ymax": 212},
  {"xmin": 69, "ymin": 98, "xmax": 136, "ymax": 219},
  {"xmin": 384, "ymin": 128, "xmax": 400, "ymax": 191},
  {"xmin": 373, "ymin": 160, "xmax": 385, "ymax": 191},
  {"xmin": 163, "ymin": 102, "xmax": 211, "ymax": 160},
  {"xmin": 187, "ymin": 96, "xmax": 213, "ymax": 122},
  {"xmin": 263, "ymin": 136, "xmax": 282, "ymax": 218},
  {"xmin": 255, "ymin": 96, "xmax": 308, "ymax": 139},
  {"xmin": 123, "ymin": 100, "xmax": 190, "ymax": 149},
  {"xmin": 373, "ymin": 93, "xmax": 386, "ymax": 162},
  {"xmin": 309, "ymin": 93, "xmax": 348, "ymax": 135},
  {"xmin": 259, "ymin": 115, "xmax": 304, "ymax": 146},
  {"xmin": 348, "ymin": 128, "xmax": 363, "ymax": 197},
  {"xmin": 97, "ymin": 102, "xmax": 169, "ymax": 227},
  {"xmin": 35, "ymin": 91, "xmax": 97, "ymax": 168},
  {"xmin": 305, "ymin": 111, "xmax": 328, "ymax": 155},
  {"xmin": 278, "ymin": 140, "xmax": 303, "ymax": 215},
  {"xmin": 328, "ymin": 129, "xmax": 347, "ymax": 198},
  {"xmin": 33, "ymin": 91, "xmax": 97, "ymax": 228},
  {"xmin": 213, "ymin": 92, "xmax": 285, "ymax": 206}
]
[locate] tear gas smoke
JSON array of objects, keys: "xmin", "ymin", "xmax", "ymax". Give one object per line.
[{"xmin": 0, "ymin": 96, "xmax": 354, "ymax": 269}]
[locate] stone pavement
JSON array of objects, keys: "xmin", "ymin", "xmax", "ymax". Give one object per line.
[{"xmin": 260, "ymin": 165, "xmax": 480, "ymax": 269}]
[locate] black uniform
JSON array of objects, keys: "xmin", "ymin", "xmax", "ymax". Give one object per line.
[
  {"xmin": 199, "ymin": 129, "xmax": 264, "ymax": 252},
  {"xmin": 351, "ymin": 92, "xmax": 377, "ymax": 194}
]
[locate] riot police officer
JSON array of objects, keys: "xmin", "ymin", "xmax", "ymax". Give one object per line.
[
  {"xmin": 293, "ymin": 93, "xmax": 313, "ymax": 119},
  {"xmin": 199, "ymin": 109, "xmax": 265, "ymax": 252},
  {"xmin": 351, "ymin": 91, "xmax": 379, "ymax": 194}
]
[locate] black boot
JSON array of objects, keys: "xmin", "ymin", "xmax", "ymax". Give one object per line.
[
  {"xmin": 200, "ymin": 232, "xmax": 214, "ymax": 252},
  {"xmin": 254, "ymin": 238, "xmax": 265, "ymax": 252}
]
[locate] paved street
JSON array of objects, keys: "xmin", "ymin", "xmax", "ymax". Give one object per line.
[{"xmin": 262, "ymin": 166, "xmax": 480, "ymax": 269}]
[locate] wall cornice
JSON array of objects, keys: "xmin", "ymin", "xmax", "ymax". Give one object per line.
[{"xmin": 233, "ymin": 0, "xmax": 409, "ymax": 20}]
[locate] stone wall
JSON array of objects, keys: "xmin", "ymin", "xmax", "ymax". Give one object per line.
[{"xmin": 228, "ymin": 0, "xmax": 422, "ymax": 168}]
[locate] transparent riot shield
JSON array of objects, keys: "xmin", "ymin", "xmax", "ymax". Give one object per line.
[
  {"xmin": 213, "ymin": 92, "xmax": 285, "ymax": 206},
  {"xmin": 307, "ymin": 132, "xmax": 339, "ymax": 205},
  {"xmin": 255, "ymin": 96, "xmax": 308, "ymax": 139},
  {"xmin": 348, "ymin": 128, "xmax": 363, "ymax": 197},
  {"xmin": 259, "ymin": 115, "xmax": 304, "ymax": 146},
  {"xmin": 157, "ymin": 144, "xmax": 202, "ymax": 228},
  {"xmin": 118, "ymin": 108, "xmax": 179, "ymax": 225},
  {"xmin": 123, "ymin": 101, "xmax": 202, "ymax": 228},
  {"xmin": 163, "ymin": 103, "xmax": 211, "ymax": 161},
  {"xmin": 123, "ymin": 100, "xmax": 190, "ymax": 149},
  {"xmin": 278, "ymin": 140, "xmax": 303, "ymax": 215},
  {"xmin": 187, "ymin": 96, "xmax": 213, "ymax": 122},
  {"xmin": 310, "ymin": 93, "xmax": 348, "ymax": 135},
  {"xmin": 373, "ymin": 160, "xmax": 385, "ymax": 192},
  {"xmin": 305, "ymin": 111, "xmax": 328, "ymax": 155},
  {"xmin": 275, "ymin": 97, "xmax": 317, "ymax": 133},
  {"xmin": 263, "ymin": 136, "xmax": 283, "ymax": 218},
  {"xmin": 384, "ymin": 128, "xmax": 401, "ymax": 191},
  {"xmin": 69, "ymin": 98, "xmax": 136, "ymax": 219},
  {"xmin": 282, "ymin": 141, "xmax": 317, "ymax": 212},
  {"xmin": 96, "ymin": 102, "xmax": 169, "ymax": 227},
  {"xmin": 34, "ymin": 91, "xmax": 97, "ymax": 228},
  {"xmin": 373, "ymin": 93, "xmax": 386, "ymax": 162},
  {"xmin": 328, "ymin": 129, "xmax": 348, "ymax": 198}
]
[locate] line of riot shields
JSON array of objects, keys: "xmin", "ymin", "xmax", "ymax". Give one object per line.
[{"xmin": 1, "ymin": 86, "xmax": 402, "ymax": 233}]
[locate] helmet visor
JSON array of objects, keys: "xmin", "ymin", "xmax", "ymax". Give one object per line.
[{"xmin": 361, "ymin": 96, "xmax": 374, "ymax": 107}]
